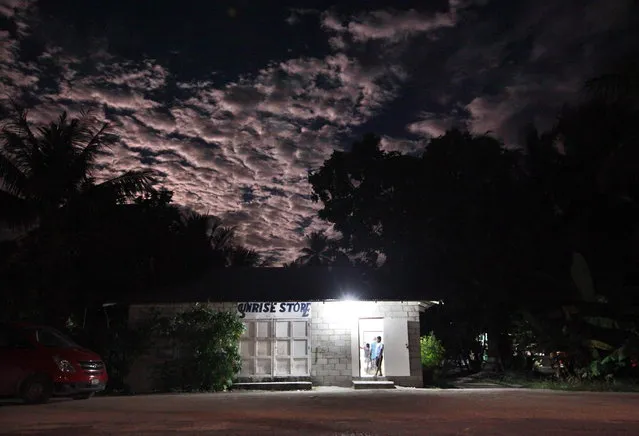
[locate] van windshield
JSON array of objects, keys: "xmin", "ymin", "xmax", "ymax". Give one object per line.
[{"xmin": 28, "ymin": 327, "xmax": 79, "ymax": 349}]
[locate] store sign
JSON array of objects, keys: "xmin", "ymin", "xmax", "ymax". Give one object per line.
[{"xmin": 237, "ymin": 302, "xmax": 312, "ymax": 319}]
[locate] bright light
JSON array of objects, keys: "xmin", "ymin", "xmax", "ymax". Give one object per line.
[
  {"xmin": 340, "ymin": 293, "xmax": 358, "ymax": 302},
  {"xmin": 332, "ymin": 299, "xmax": 360, "ymax": 319}
]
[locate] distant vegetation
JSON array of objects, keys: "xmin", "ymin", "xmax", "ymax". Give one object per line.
[{"xmin": 307, "ymin": 60, "xmax": 639, "ymax": 384}]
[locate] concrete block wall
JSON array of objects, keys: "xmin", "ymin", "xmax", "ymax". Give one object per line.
[
  {"xmin": 126, "ymin": 301, "xmax": 425, "ymax": 391},
  {"xmin": 401, "ymin": 320, "xmax": 424, "ymax": 388},
  {"xmin": 310, "ymin": 302, "xmax": 354, "ymax": 387}
]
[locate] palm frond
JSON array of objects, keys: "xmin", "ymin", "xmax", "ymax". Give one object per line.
[
  {"xmin": 1, "ymin": 126, "xmax": 38, "ymax": 179},
  {"xmin": 210, "ymin": 222, "xmax": 237, "ymax": 250},
  {"xmin": 296, "ymin": 230, "xmax": 335, "ymax": 265},
  {"xmin": 68, "ymin": 121, "xmax": 118, "ymax": 191},
  {"xmin": 182, "ymin": 211, "xmax": 211, "ymax": 227},
  {"xmin": 181, "ymin": 212, "xmax": 214, "ymax": 243},
  {"xmin": 3, "ymin": 105, "xmax": 39, "ymax": 151},
  {"xmin": 226, "ymin": 246, "xmax": 262, "ymax": 267},
  {"xmin": 79, "ymin": 122, "xmax": 113, "ymax": 164},
  {"xmin": 0, "ymin": 150, "xmax": 27, "ymax": 196},
  {"xmin": 92, "ymin": 169, "xmax": 157, "ymax": 201}
]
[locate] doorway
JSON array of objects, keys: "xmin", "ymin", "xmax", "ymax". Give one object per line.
[{"xmin": 358, "ymin": 318, "xmax": 383, "ymax": 377}]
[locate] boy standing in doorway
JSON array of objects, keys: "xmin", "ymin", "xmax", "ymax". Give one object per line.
[{"xmin": 374, "ymin": 336, "xmax": 384, "ymax": 376}]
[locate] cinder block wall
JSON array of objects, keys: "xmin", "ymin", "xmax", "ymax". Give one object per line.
[
  {"xmin": 310, "ymin": 302, "xmax": 353, "ymax": 387},
  {"xmin": 126, "ymin": 301, "xmax": 424, "ymax": 392},
  {"xmin": 310, "ymin": 301, "xmax": 423, "ymax": 388}
]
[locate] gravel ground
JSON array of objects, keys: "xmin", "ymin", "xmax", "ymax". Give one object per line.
[{"xmin": 1, "ymin": 387, "xmax": 639, "ymax": 435}]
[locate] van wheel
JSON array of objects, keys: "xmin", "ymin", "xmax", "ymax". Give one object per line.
[
  {"xmin": 20, "ymin": 374, "xmax": 53, "ymax": 404},
  {"xmin": 73, "ymin": 393, "xmax": 94, "ymax": 400}
]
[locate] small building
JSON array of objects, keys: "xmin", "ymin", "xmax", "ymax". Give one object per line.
[{"xmin": 125, "ymin": 267, "xmax": 435, "ymax": 391}]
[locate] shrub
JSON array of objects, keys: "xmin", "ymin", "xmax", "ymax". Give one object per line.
[
  {"xmin": 421, "ymin": 331, "xmax": 446, "ymax": 369},
  {"xmin": 150, "ymin": 304, "xmax": 245, "ymax": 392}
]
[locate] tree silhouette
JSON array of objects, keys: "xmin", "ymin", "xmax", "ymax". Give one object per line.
[
  {"xmin": 585, "ymin": 56, "xmax": 639, "ymax": 103},
  {"xmin": 0, "ymin": 107, "xmax": 155, "ymax": 230},
  {"xmin": 309, "ymin": 130, "xmax": 540, "ymax": 367},
  {"xmin": 225, "ymin": 246, "xmax": 263, "ymax": 267},
  {"xmin": 296, "ymin": 231, "xmax": 332, "ymax": 266},
  {"xmin": 0, "ymin": 108, "xmax": 264, "ymax": 324},
  {"xmin": 294, "ymin": 231, "xmax": 350, "ymax": 266}
]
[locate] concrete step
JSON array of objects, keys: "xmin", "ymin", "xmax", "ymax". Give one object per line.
[
  {"xmin": 352, "ymin": 380, "xmax": 396, "ymax": 390},
  {"xmin": 352, "ymin": 376, "xmax": 390, "ymax": 382},
  {"xmin": 231, "ymin": 381, "xmax": 313, "ymax": 391}
]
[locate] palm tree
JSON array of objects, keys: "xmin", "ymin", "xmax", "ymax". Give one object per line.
[
  {"xmin": 178, "ymin": 212, "xmax": 264, "ymax": 268},
  {"xmin": 296, "ymin": 231, "xmax": 345, "ymax": 266},
  {"xmin": 0, "ymin": 107, "xmax": 155, "ymax": 230},
  {"xmin": 208, "ymin": 219, "xmax": 237, "ymax": 252},
  {"xmin": 0, "ymin": 107, "xmax": 157, "ymax": 324},
  {"xmin": 225, "ymin": 246, "xmax": 262, "ymax": 267}
]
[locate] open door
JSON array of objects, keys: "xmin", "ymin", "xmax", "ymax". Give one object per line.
[
  {"xmin": 358, "ymin": 318, "xmax": 383, "ymax": 377},
  {"xmin": 383, "ymin": 318, "xmax": 410, "ymax": 376}
]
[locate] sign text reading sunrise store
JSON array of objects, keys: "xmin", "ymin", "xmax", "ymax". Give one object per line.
[{"xmin": 236, "ymin": 302, "xmax": 312, "ymax": 319}]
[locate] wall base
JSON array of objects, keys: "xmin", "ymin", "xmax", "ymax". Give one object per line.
[{"xmin": 231, "ymin": 381, "xmax": 313, "ymax": 391}]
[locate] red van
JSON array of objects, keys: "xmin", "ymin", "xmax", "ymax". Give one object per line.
[{"xmin": 0, "ymin": 322, "xmax": 108, "ymax": 404}]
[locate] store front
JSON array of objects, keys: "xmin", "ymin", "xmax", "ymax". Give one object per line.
[{"xmin": 124, "ymin": 267, "xmax": 435, "ymax": 391}]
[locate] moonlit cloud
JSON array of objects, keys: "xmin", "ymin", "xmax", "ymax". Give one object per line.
[
  {"xmin": 439, "ymin": 0, "xmax": 638, "ymax": 144},
  {"xmin": 321, "ymin": 2, "xmax": 460, "ymax": 46},
  {"xmin": 407, "ymin": 112, "xmax": 462, "ymax": 138},
  {"xmin": 1, "ymin": 0, "xmax": 636, "ymax": 263},
  {"xmin": 379, "ymin": 136, "xmax": 423, "ymax": 156}
]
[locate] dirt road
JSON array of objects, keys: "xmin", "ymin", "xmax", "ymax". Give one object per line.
[{"xmin": 1, "ymin": 387, "xmax": 638, "ymax": 435}]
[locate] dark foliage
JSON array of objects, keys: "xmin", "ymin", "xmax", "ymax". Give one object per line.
[
  {"xmin": 0, "ymin": 109, "xmax": 263, "ymax": 326},
  {"xmin": 149, "ymin": 304, "xmax": 245, "ymax": 392},
  {"xmin": 308, "ymin": 65, "xmax": 639, "ymax": 378}
]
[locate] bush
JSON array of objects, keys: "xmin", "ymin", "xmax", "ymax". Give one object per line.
[
  {"xmin": 150, "ymin": 304, "xmax": 245, "ymax": 392},
  {"xmin": 421, "ymin": 331, "xmax": 446, "ymax": 369}
]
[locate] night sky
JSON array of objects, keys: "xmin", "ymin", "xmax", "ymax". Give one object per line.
[{"xmin": 1, "ymin": 0, "xmax": 637, "ymax": 263}]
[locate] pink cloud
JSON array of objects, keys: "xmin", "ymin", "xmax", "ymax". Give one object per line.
[
  {"xmin": 407, "ymin": 112, "xmax": 458, "ymax": 138},
  {"xmin": 379, "ymin": 136, "xmax": 423, "ymax": 155},
  {"xmin": 0, "ymin": 2, "xmax": 472, "ymax": 264},
  {"xmin": 321, "ymin": 2, "xmax": 461, "ymax": 46}
]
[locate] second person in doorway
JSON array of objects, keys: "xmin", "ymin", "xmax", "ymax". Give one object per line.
[{"xmin": 372, "ymin": 336, "xmax": 384, "ymax": 376}]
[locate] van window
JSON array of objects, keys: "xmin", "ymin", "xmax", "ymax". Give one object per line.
[{"xmin": 28, "ymin": 327, "xmax": 79, "ymax": 349}]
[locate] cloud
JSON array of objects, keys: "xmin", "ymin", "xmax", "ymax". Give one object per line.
[
  {"xmin": 0, "ymin": 0, "xmax": 36, "ymax": 37},
  {"xmin": 1, "ymin": 0, "xmax": 635, "ymax": 264},
  {"xmin": 321, "ymin": 1, "xmax": 460, "ymax": 46},
  {"xmin": 407, "ymin": 112, "xmax": 462, "ymax": 138},
  {"xmin": 438, "ymin": 0, "xmax": 639, "ymax": 144},
  {"xmin": 6, "ymin": 31, "xmax": 408, "ymax": 264},
  {"xmin": 379, "ymin": 135, "xmax": 423, "ymax": 156}
]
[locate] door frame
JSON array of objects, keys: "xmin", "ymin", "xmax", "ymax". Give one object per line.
[{"xmin": 355, "ymin": 317, "xmax": 384, "ymax": 378}]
